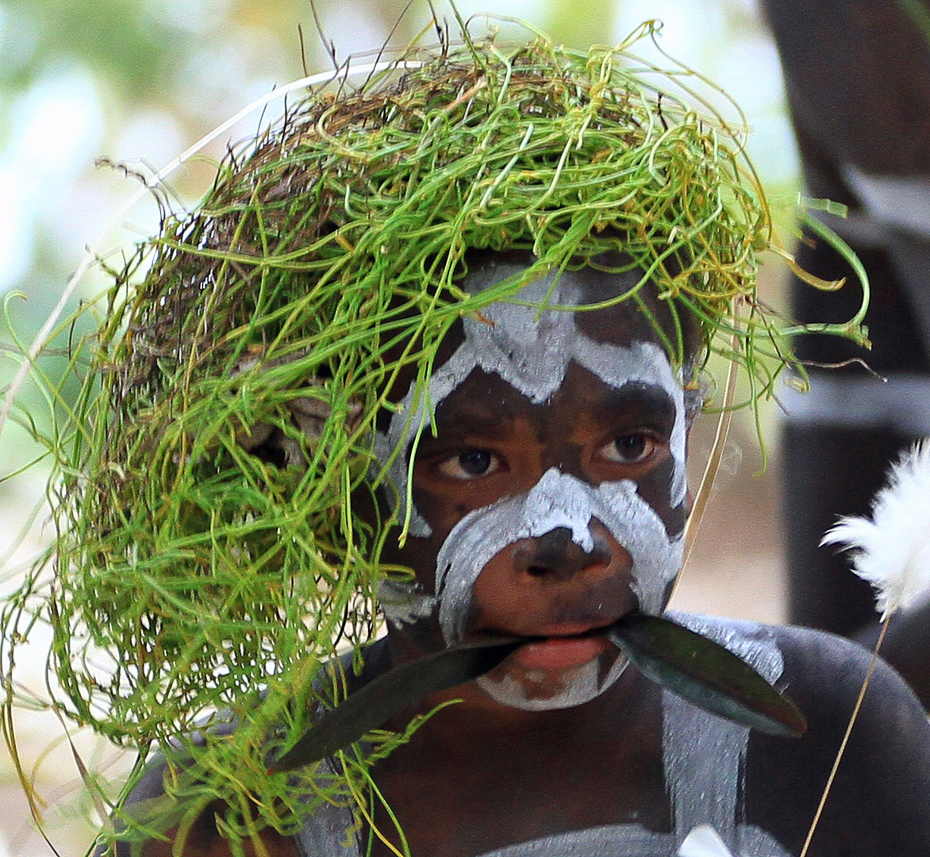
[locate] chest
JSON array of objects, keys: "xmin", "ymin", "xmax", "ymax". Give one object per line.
[
  {"xmin": 368, "ymin": 724, "xmax": 670, "ymax": 857},
  {"xmin": 300, "ymin": 620, "xmax": 792, "ymax": 857}
]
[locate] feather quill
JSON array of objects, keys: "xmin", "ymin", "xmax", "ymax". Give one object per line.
[{"xmin": 820, "ymin": 439, "xmax": 930, "ymax": 619}]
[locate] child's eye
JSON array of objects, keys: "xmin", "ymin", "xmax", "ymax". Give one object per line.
[
  {"xmin": 599, "ymin": 433, "xmax": 657, "ymax": 465},
  {"xmin": 436, "ymin": 449, "xmax": 501, "ymax": 480}
]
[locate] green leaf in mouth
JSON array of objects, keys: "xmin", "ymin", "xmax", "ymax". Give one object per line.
[
  {"xmin": 269, "ymin": 614, "xmax": 806, "ymax": 773},
  {"xmin": 607, "ymin": 613, "xmax": 807, "ymax": 739}
]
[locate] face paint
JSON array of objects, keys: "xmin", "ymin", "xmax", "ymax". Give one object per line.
[
  {"xmin": 481, "ymin": 646, "xmax": 630, "ymax": 711},
  {"xmin": 436, "ymin": 468, "xmax": 682, "ymax": 644},
  {"xmin": 375, "ymin": 264, "xmax": 690, "ymax": 709},
  {"xmin": 433, "ymin": 468, "xmax": 682, "ymax": 709},
  {"xmin": 379, "ymin": 266, "xmax": 688, "ymax": 537},
  {"xmin": 377, "ymin": 578, "xmax": 439, "ymax": 627}
]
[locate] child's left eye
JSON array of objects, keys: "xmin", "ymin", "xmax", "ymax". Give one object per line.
[
  {"xmin": 599, "ymin": 433, "xmax": 657, "ymax": 465},
  {"xmin": 436, "ymin": 449, "xmax": 501, "ymax": 480}
]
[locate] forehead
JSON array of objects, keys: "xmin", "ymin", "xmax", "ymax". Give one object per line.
[
  {"xmin": 429, "ymin": 362, "xmax": 680, "ymax": 451},
  {"xmin": 461, "ymin": 255, "xmax": 672, "ymax": 353},
  {"xmin": 431, "ymin": 259, "xmax": 681, "ymax": 409},
  {"xmin": 427, "ymin": 264, "xmax": 684, "ymax": 450}
]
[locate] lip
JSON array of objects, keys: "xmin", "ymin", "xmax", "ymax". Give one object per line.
[
  {"xmin": 480, "ymin": 622, "xmax": 618, "ymax": 672},
  {"xmin": 510, "ymin": 634, "xmax": 614, "ymax": 671}
]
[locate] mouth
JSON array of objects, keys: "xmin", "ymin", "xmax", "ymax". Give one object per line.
[{"xmin": 480, "ymin": 622, "xmax": 619, "ymax": 673}]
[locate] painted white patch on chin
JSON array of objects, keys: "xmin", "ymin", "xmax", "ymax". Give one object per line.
[{"xmin": 477, "ymin": 652, "xmax": 630, "ymax": 711}]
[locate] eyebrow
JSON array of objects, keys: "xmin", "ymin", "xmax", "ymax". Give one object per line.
[
  {"xmin": 586, "ymin": 381, "xmax": 678, "ymax": 428},
  {"xmin": 419, "ymin": 401, "xmax": 521, "ymax": 450},
  {"xmin": 421, "ymin": 376, "xmax": 678, "ymax": 452}
]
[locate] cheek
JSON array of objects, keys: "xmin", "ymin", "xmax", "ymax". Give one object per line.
[
  {"xmin": 633, "ymin": 457, "xmax": 687, "ymax": 537},
  {"xmin": 410, "ymin": 483, "xmax": 475, "ymax": 537},
  {"xmin": 380, "ymin": 533, "xmax": 444, "ymax": 590},
  {"xmin": 591, "ymin": 479, "xmax": 684, "ymax": 615}
]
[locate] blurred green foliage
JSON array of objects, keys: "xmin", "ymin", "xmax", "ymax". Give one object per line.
[{"xmin": 2, "ymin": 0, "xmax": 176, "ymax": 96}]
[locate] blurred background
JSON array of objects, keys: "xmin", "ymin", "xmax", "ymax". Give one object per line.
[{"xmin": 0, "ymin": 0, "xmax": 798, "ymax": 853}]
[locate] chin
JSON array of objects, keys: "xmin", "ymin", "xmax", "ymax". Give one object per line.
[{"xmin": 476, "ymin": 652, "xmax": 629, "ymax": 711}]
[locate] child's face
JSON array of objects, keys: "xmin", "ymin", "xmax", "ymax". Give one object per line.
[{"xmin": 375, "ymin": 258, "xmax": 691, "ymax": 710}]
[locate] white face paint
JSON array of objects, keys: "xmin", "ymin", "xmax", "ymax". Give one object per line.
[
  {"xmin": 379, "ymin": 265, "xmax": 688, "ymax": 532},
  {"xmin": 436, "ymin": 469, "xmax": 682, "ymax": 643},
  {"xmin": 483, "ymin": 644, "xmax": 631, "ymax": 712},
  {"xmin": 436, "ymin": 469, "xmax": 683, "ymax": 710},
  {"xmin": 376, "ymin": 264, "xmax": 690, "ymax": 709}
]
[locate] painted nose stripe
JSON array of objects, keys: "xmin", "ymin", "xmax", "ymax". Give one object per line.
[{"xmin": 436, "ymin": 468, "xmax": 683, "ymax": 644}]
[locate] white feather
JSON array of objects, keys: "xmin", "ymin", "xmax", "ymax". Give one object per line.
[
  {"xmin": 678, "ymin": 825, "xmax": 737, "ymax": 857},
  {"xmin": 820, "ymin": 439, "xmax": 930, "ymax": 619}
]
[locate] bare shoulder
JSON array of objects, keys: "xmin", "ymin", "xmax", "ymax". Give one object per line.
[
  {"xmin": 767, "ymin": 623, "xmax": 928, "ymax": 736},
  {"xmin": 96, "ymin": 753, "xmax": 300, "ymax": 857},
  {"xmin": 745, "ymin": 623, "xmax": 930, "ymax": 856}
]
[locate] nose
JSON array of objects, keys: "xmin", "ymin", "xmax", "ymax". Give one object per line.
[{"xmin": 512, "ymin": 527, "xmax": 614, "ymax": 581}]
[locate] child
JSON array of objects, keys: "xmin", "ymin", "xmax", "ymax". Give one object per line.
[
  {"xmin": 121, "ymin": 251, "xmax": 930, "ymax": 856},
  {"xmin": 298, "ymin": 253, "xmax": 930, "ymax": 857},
  {"xmin": 11, "ymin": 23, "xmax": 930, "ymax": 857}
]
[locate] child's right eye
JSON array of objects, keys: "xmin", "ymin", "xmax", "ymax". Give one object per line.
[{"xmin": 436, "ymin": 449, "xmax": 501, "ymax": 480}]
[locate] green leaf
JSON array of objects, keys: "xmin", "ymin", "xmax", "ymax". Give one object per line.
[
  {"xmin": 270, "ymin": 613, "xmax": 806, "ymax": 773},
  {"xmin": 609, "ymin": 614, "xmax": 807, "ymax": 738},
  {"xmin": 268, "ymin": 637, "xmax": 524, "ymax": 772}
]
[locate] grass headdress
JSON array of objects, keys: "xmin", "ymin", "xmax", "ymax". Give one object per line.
[{"xmin": 1, "ymin": 18, "xmax": 867, "ymax": 852}]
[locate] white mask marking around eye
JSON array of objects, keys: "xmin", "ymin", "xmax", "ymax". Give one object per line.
[{"xmin": 377, "ymin": 267, "xmax": 688, "ymax": 540}]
